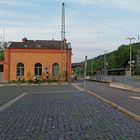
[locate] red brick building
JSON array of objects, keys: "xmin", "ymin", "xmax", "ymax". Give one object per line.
[{"xmin": 3, "ymin": 38, "xmax": 72, "ymax": 82}]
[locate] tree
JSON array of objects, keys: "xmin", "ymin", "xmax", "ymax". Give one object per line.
[
  {"xmin": 0, "ymin": 41, "xmax": 8, "ymax": 60},
  {"xmin": 85, "ymin": 42, "xmax": 140, "ymax": 75}
]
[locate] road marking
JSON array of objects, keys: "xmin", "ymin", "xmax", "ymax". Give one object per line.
[
  {"xmin": 72, "ymin": 83, "xmax": 82, "ymax": 86},
  {"xmin": 71, "ymin": 84, "xmax": 85, "ymax": 91},
  {"xmin": 130, "ymin": 96, "xmax": 140, "ymax": 101},
  {"xmin": 0, "ymin": 92, "xmax": 28, "ymax": 112},
  {"xmin": 29, "ymin": 90, "xmax": 81, "ymax": 94}
]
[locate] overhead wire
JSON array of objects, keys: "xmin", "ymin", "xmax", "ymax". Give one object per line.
[{"xmin": 65, "ymin": 3, "xmax": 139, "ymax": 38}]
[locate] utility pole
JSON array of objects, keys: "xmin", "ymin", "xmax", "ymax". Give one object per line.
[
  {"xmin": 61, "ymin": 2, "xmax": 65, "ymax": 41},
  {"xmin": 84, "ymin": 56, "xmax": 87, "ymax": 90},
  {"xmin": 137, "ymin": 49, "xmax": 140, "ymax": 75},
  {"xmin": 61, "ymin": 2, "xmax": 67, "ymax": 81},
  {"xmin": 91, "ymin": 57, "xmax": 93, "ymax": 76},
  {"xmin": 126, "ymin": 37, "xmax": 136, "ymax": 78},
  {"xmin": 104, "ymin": 50, "xmax": 108, "ymax": 76}
]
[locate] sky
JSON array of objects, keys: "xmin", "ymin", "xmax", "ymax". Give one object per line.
[{"xmin": 0, "ymin": 0, "xmax": 140, "ymax": 63}]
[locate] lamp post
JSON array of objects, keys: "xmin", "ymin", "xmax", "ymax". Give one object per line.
[
  {"xmin": 126, "ymin": 37, "xmax": 136, "ymax": 78},
  {"xmin": 104, "ymin": 50, "xmax": 108, "ymax": 76},
  {"xmin": 84, "ymin": 56, "xmax": 87, "ymax": 90},
  {"xmin": 91, "ymin": 57, "xmax": 93, "ymax": 76}
]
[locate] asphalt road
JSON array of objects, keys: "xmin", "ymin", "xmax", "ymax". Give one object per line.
[
  {"xmin": 0, "ymin": 84, "xmax": 140, "ymax": 139},
  {"xmin": 76, "ymin": 80, "xmax": 140, "ymax": 116}
]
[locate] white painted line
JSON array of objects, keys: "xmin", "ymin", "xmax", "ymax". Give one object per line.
[
  {"xmin": 29, "ymin": 90, "xmax": 81, "ymax": 94},
  {"xmin": 0, "ymin": 92, "xmax": 28, "ymax": 112},
  {"xmin": 71, "ymin": 84, "xmax": 85, "ymax": 91},
  {"xmin": 130, "ymin": 96, "xmax": 140, "ymax": 101},
  {"xmin": 72, "ymin": 83, "xmax": 82, "ymax": 86}
]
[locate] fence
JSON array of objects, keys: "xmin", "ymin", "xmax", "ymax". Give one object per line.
[{"xmin": 89, "ymin": 75, "xmax": 140, "ymax": 88}]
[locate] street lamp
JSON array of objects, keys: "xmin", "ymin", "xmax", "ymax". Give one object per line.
[
  {"xmin": 84, "ymin": 56, "xmax": 87, "ymax": 90},
  {"xmin": 91, "ymin": 57, "xmax": 93, "ymax": 76},
  {"xmin": 104, "ymin": 50, "xmax": 108, "ymax": 76},
  {"xmin": 126, "ymin": 37, "xmax": 136, "ymax": 78}
]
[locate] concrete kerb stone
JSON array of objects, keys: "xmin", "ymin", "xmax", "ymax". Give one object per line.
[
  {"xmin": 72, "ymin": 84, "xmax": 140, "ymax": 122},
  {"xmin": 110, "ymin": 82, "xmax": 140, "ymax": 93},
  {"xmin": 0, "ymin": 82, "xmax": 69, "ymax": 87}
]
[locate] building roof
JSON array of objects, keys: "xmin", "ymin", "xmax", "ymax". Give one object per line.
[
  {"xmin": 72, "ymin": 62, "xmax": 84, "ymax": 68},
  {"xmin": 0, "ymin": 60, "xmax": 4, "ymax": 65},
  {"xmin": 7, "ymin": 39, "xmax": 71, "ymax": 49}
]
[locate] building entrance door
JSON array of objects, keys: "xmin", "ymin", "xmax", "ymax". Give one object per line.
[{"xmin": 0, "ymin": 64, "xmax": 4, "ymax": 83}]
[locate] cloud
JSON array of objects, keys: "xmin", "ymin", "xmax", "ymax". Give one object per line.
[
  {"xmin": 104, "ymin": 0, "xmax": 140, "ymax": 12},
  {"xmin": 75, "ymin": 0, "xmax": 96, "ymax": 4},
  {"xmin": 4, "ymin": 26, "xmax": 60, "ymax": 42},
  {"xmin": 75, "ymin": 0, "xmax": 140, "ymax": 12},
  {"xmin": 0, "ymin": 0, "xmax": 31, "ymax": 6}
]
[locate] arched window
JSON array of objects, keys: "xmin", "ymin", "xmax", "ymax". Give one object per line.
[
  {"xmin": 17, "ymin": 62, "xmax": 24, "ymax": 77},
  {"xmin": 52, "ymin": 63, "xmax": 59, "ymax": 77},
  {"xmin": 34, "ymin": 63, "xmax": 42, "ymax": 76}
]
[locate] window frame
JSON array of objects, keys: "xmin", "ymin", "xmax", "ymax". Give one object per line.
[
  {"xmin": 52, "ymin": 63, "xmax": 60, "ymax": 77},
  {"xmin": 34, "ymin": 63, "xmax": 42, "ymax": 77},
  {"xmin": 16, "ymin": 62, "xmax": 24, "ymax": 77}
]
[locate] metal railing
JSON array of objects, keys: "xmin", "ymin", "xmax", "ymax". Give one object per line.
[{"xmin": 89, "ymin": 75, "xmax": 140, "ymax": 88}]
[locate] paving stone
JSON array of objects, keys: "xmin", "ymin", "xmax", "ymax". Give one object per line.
[{"xmin": 0, "ymin": 85, "xmax": 140, "ymax": 139}]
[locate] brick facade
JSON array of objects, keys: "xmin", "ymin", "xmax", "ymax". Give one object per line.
[{"xmin": 4, "ymin": 40, "xmax": 72, "ymax": 81}]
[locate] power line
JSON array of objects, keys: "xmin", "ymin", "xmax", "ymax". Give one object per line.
[{"xmin": 65, "ymin": 3, "xmax": 139, "ymax": 37}]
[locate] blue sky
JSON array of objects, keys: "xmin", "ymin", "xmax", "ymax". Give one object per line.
[{"xmin": 0, "ymin": 0, "xmax": 140, "ymax": 62}]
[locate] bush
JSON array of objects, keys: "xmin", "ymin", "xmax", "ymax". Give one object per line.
[{"xmin": 27, "ymin": 79, "xmax": 33, "ymax": 84}]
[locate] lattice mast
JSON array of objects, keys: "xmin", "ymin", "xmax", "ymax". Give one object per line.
[
  {"xmin": 61, "ymin": 2, "xmax": 65, "ymax": 41},
  {"xmin": 61, "ymin": 2, "xmax": 67, "ymax": 80}
]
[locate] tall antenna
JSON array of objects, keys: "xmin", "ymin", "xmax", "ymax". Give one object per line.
[
  {"xmin": 61, "ymin": 2, "xmax": 65, "ymax": 41},
  {"xmin": 61, "ymin": 2, "xmax": 67, "ymax": 80}
]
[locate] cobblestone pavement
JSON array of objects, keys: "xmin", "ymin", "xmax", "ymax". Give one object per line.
[
  {"xmin": 0, "ymin": 85, "xmax": 140, "ymax": 139},
  {"xmin": 0, "ymin": 85, "xmax": 76, "ymax": 106}
]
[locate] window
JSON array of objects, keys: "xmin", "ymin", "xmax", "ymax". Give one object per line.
[
  {"xmin": 34, "ymin": 63, "xmax": 42, "ymax": 76},
  {"xmin": 52, "ymin": 63, "xmax": 59, "ymax": 77},
  {"xmin": 0, "ymin": 65, "xmax": 4, "ymax": 72},
  {"xmin": 16, "ymin": 62, "xmax": 24, "ymax": 77}
]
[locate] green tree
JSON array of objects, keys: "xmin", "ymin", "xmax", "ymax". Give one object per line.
[
  {"xmin": 0, "ymin": 47, "xmax": 4, "ymax": 60},
  {"xmin": 85, "ymin": 42, "xmax": 140, "ymax": 75}
]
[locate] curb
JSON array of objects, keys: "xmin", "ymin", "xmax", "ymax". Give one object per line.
[
  {"xmin": 87, "ymin": 90, "xmax": 140, "ymax": 122},
  {"xmin": 0, "ymin": 82, "xmax": 69, "ymax": 87},
  {"xmin": 72, "ymin": 83, "xmax": 140, "ymax": 122}
]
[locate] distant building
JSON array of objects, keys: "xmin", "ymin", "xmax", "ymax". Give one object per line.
[
  {"xmin": 2, "ymin": 38, "xmax": 72, "ymax": 82},
  {"xmin": 72, "ymin": 62, "xmax": 84, "ymax": 77}
]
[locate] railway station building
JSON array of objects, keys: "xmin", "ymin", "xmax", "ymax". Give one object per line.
[{"xmin": 2, "ymin": 38, "xmax": 72, "ymax": 82}]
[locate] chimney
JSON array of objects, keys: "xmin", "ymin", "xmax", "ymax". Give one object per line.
[{"xmin": 22, "ymin": 37, "xmax": 27, "ymax": 42}]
